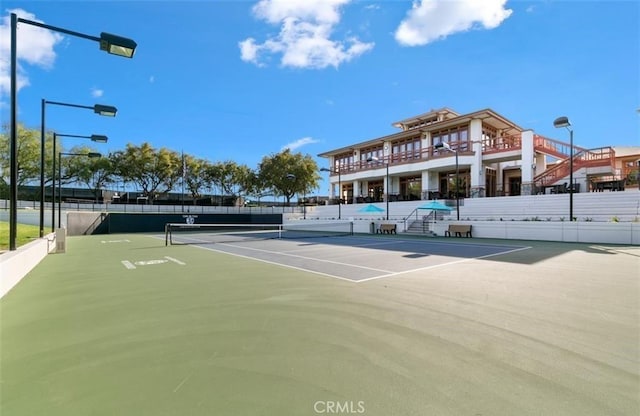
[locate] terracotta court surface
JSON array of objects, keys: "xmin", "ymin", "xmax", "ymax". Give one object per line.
[{"xmin": 1, "ymin": 233, "xmax": 638, "ymax": 416}]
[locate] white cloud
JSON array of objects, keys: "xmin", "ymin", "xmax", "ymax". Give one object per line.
[
  {"xmin": 91, "ymin": 87, "xmax": 104, "ymax": 98},
  {"xmin": 281, "ymin": 136, "xmax": 320, "ymax": 151},
  {"xmin": 0, "ymin": 9, "xmax": 63, "ymax": 98},
  {"xmin": 149, "ymin": 75, "xmax": 155, "ymax": 83},
  {"xmin": 395, "ymin": 0, "xmax": 512, "ymax": 46},
  {"xmin": 239, "ymin": 0, "xmax": 374, "ymax": 69}
]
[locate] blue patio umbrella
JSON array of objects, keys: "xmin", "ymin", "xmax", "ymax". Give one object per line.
[
  {"xmin": 358, "ymin": 204, "xmax": 385, "ymax": 213},
  {"xmin": 418, "ymin": 201, "xmax": 452, "ymax": 211},
  {"xmin": 418, "ymin": 201, "xmax": 452, "ymax": 226}
]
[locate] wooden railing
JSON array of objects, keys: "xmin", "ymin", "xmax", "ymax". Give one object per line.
[
  {"xmin": 534, "ymin": 146, "xmax": 616, "ymax": 187},
  {"xmin": 482, "ymin": 134, "xmax": 521, "ymax": 154}
]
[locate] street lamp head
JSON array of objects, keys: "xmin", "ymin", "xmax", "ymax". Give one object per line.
[
  {"xmin": 286, "ymin": 173, "xmax": 296, "ymax": 180},
  {"xmin": 90, "ymin": 135, "xmax": 108, "ymax": 143},
  {"xmin": 93, "ymin": 104, "xmax": 117, "ymax": 117},
  {"xmin": 366, "ymin": 156, "xmax": 379, "ymax": 162},
  {"xmin": 320, "ymin": 167, "xmax": 329, "ymax": 172},
  {"xmin": 553, "ymin": 116, "xmax": 572, "ymax": 129},
  {"xmin": 87, "ymin": 152, "xmax": 102, "ymax": 158},
  {"xmin": 434, "ymin": 141, "xmax": 451, "ymax": 150},
  {"xmin": 99, "ymin": 32, "xmax": 137, "ymax": 58}
]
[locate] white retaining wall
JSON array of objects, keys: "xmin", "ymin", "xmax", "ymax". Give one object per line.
[{"xmin": 0, "ymin": 233, "xmax": 57, "ymax": 299}]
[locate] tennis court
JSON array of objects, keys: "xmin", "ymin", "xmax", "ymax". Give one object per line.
[
  {"xmin": 1, "ymin": 232, "xmax": 638, "ymax": 416},
  {"xmin": 161, "ymin": 223, "xmax": 531, "ymax": 282}
]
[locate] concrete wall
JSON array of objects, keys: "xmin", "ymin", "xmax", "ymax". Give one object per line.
[
  {"xmin": 0, "ymin": 233, "xmax": 57, "ymax": 299},
  {"xmin": 67, "ymin": 211, "xmax": 105, "ymax": 235},
  {"xmin": 285, "ymin": 218, "xmax": 639, "ymax": 245},
  {"xmin": 429, "ymin": 221, "xmax": 639, "ymax": 245}
]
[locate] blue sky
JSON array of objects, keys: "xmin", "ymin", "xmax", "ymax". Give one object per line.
[{"xmin": 1, "ymin": 0, "xmax": 638, "ymax": 195}]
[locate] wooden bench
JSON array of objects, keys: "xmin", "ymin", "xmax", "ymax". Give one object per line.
[
  {"xmin": 445, "ymin": 224, "xmax": 472, "ymax": 238},
  {"xmin": 378, "ymin": 224, "xmax": 397, "ymax": 234}
]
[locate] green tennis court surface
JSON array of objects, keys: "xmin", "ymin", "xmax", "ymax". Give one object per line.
[
  {"xmin": 1, "ymin": 234, "xmax": 638, "ymax": 416},
  {"xmin": 161, "ymin": 231, "xmax": 531, "ymax": 282}
]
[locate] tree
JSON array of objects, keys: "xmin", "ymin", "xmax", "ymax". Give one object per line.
[
  {"xmin": 183, "ymin": 155, "xmax": 211, "ymax": 203},
  {"xmin": 204, "ymin": 160, "xmax": 255, "ymax": 206},
  {"xmin": 0, "ymin": 123, "xmax": 47, "ymax": 187},
  {"xmin": 65, "ymin": 146, "xmax": 116, "ymax": 201},
  {"xmin": 114, "ymin": 143, "xmax": 181, "ymax": 203},
  {"xmin": 257, "ymin": 149, "xmax": 320, "ymax": 206}
]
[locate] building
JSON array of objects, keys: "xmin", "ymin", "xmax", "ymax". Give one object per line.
[{"xmin": 318, "ymin": 107, "xmax": 639, "ymax": 204}]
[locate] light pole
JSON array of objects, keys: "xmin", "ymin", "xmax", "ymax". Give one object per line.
[
  {"xmin": 434, "ymin": 142, "xmax": 460, "ymax": 220},
  {"xmin": 40, "ymin": 100, "xmax": 116, "ymax": 236},
  {"xmin": 8, "ymin": 12, "xmax": 135, "ymax": 250},
  {"xmin": 58, "ymin": 152, "xmax": 102, "ymax": 228},
  {"xmin": 366, "ymin": 156, "xmax": 389, "ymax": 220},
  {"xmin": 320, "ymin": 167, "xmax": 342, "ymax": 219},
  {"xmin": 52, "ymin": 134, "xmax": 108, "ymax": 231},
  {"xmin": 285, "ymin": 173, "xmax": 306, "ymax": 218},
  {"xmin": 553, "ymin": 116, "xmax": 574, "ymax": 221}
]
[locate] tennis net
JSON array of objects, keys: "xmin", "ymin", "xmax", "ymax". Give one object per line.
[{"xmin": 165, "ymin": 222, "xmax": 354, "ymax": 245}]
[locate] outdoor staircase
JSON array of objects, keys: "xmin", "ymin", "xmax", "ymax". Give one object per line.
[
  {"xmin": 533, "ymin": 135, "xmax": 616, "ymax": 187},
  {"xmin": 403, "ymin": 211, "xmax": 440, "ymax": 237}
]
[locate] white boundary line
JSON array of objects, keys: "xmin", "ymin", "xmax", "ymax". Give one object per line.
[
  {"xmin": 191, "ymin": 244, "xmax": 362, "ymax": 283},
  {"xmin": 356, "ymin": 246, "xmax": 532, "ymax": 283},
  {"xmin": 216, "ymin": 241, "xmax": 396, "ymax": 273},
  {"xmin": 164, "ymin": 256, "xmax": 186, "ymax": 265},
  {"xmin": 155, "ymin": 234, "xmax": 532, "ymax": 283},
  {"xmin": 121, "ymin": 260, "xmax": 136, "ymax": 270}
]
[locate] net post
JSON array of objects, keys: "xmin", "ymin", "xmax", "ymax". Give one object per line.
[{"xmin": 165, "ymin": 223, "xmax": 170, "ymax": 246}]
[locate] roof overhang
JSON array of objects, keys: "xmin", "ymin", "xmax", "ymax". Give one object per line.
[{"xmin": 318, "ymin": 108, "xmax": 525, "ymax": 158}]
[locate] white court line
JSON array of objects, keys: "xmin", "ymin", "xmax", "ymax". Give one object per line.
[
  {"xmin": 164, "ymin": 256, "xmax": 186, "ymax": 265},
  {"xmin": 121, "ymin": 260, "xmax": 136, "ymax": 270},
  {"xmin": 153, "ymin": 234, "xmax": 531, "ymax": 283},
  {"xmin": 191, "ymin": 244, "xmax": 361, "ymax": 283},
  {"xmin": 215, "ymin": 241, "xmax": 396, "ymax": 273},
  {"xmin": 356, "ymin": 246, "xmax": 532, "ymax": 283},
  {"xmin": 159, "ymin": 234, "xmax": 394, "ymax": 274}
]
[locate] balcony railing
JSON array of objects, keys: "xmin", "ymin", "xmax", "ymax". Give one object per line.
[
  {"xmin": 482, "ymin": 134, "xmax": 522, "ymax": 154},
  {"xmin": 326, "ymin": 136, "xmax": 542, "ymax": 176},
  {"xmin": 534, "ymin": 146, "xmax": 616, "ymax": 187}
]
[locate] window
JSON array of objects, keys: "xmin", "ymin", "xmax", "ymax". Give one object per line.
[
  {"xmin": 334, "ymin": 152, "xmax": 354, "ymax": 171},
  {"xmin": 391, "ymin": 136, "xmax": 422, "ymax": 161},
  {"xmin": 360, "ymin": 146, "xmax": 384, "ymax": 163},
  {"xmin": 431, "ymin": 125, "xmax": 468, "ymax": 152}
]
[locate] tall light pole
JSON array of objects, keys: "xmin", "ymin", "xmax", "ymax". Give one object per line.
[
  {"xmin": 320, "ymin": 167, "xmax": 342, "ymax": 219},
  {"xmin": 58, "ymin": 152, "xmax": 102, "ymax": 228},
  {"xmin": 366, "ymin": 156, "xmax": 389, "ymax": 220},
  {"xmin": 285, "ymin": 173, "xmax": 306, "ymax": 219},
  {"xmin": 8, "ymin": 12, "xmax": 136, "ymax": 250},
  {"xmin": 435, "ymin": 142, "xmax": 460, "ymax": 220},
  {"xmin": 553, "ymin": 116, "xmax": 574, "ymax": 221},
  {"xmin": 52, "ymin": 134, "xmax": 108, "ymax": 231},
  {"xmin": 40, "ymin": 100, "xmax": 116, "ymax": 236}
]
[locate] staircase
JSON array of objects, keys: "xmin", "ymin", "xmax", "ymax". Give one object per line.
[
  {"xmin": 533, "ymin": 135, "xmax": 616, "ymax": 187},
  {"xmin": 403, "ymin": 211, "xmax": 439, "ymax": 236}
]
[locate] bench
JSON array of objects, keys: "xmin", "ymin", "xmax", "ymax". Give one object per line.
[
  {"xmin": 378, "ymin": 224, "xmax": 397, "ymax": 234},
  {"xmin": 445, "ymin": 224, "xmax": 472, "ymax": 238}
]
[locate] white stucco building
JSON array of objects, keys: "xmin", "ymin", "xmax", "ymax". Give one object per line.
[{"xmin": 318, "ymin": 108, "xmax": 638, "ymax": 204}]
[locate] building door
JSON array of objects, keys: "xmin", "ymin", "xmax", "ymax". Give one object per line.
[
  {"xmin": 368, "ymin": 180, "xmax": 383, "ymax": 202},
  {"xmin": 509, "ymin": 177, "xmax": 521, "ymax": 196},
  {"xmin": 485, "ymin": 168, "xmax": 497, "ymax": 197}
]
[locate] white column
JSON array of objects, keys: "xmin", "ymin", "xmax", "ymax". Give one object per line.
[
  {"xmin": 521, "ymin": 130, "xmax": 535, "ymax": 195},
  {"xmin": 352, "ymin": 180, "xmax": 360, "ymax": 204},
  {"xmin": 469, "ymin": 119, "xmax": 484, "ymax": 197}
]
